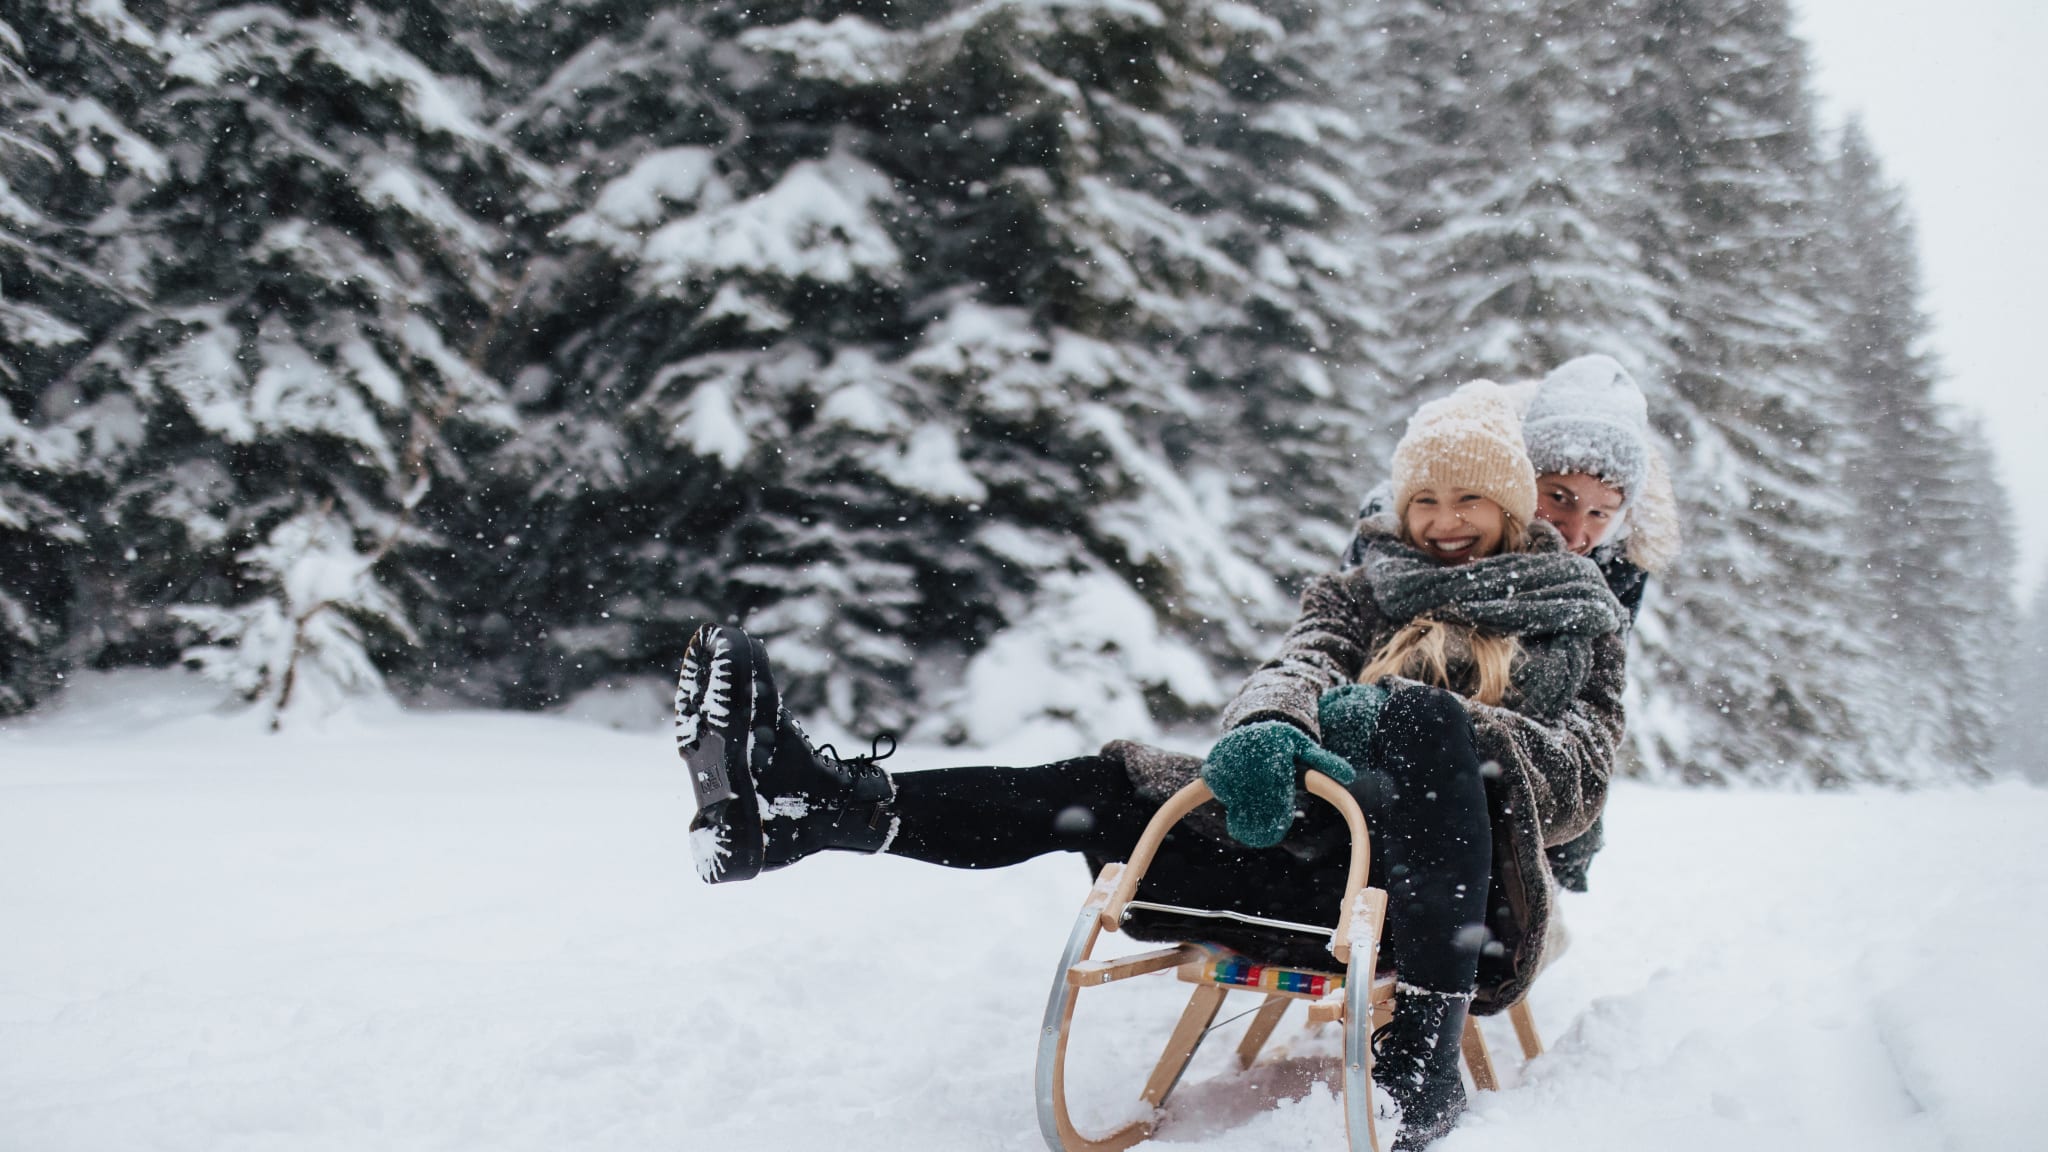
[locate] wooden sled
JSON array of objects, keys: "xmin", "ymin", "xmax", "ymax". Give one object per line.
[{"xmin": 1034, "ymin": 772, "xmax": 1546, "ymax": 1152}]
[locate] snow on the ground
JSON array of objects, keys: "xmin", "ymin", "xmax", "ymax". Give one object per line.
[{"xmin": 2, "ymin": 670, "xmax": 2043, "ymax": 1152}]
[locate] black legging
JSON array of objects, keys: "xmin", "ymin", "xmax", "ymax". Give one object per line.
[{"xmin": 889, "ymin": 686, "xmax": 1493, "ymax": 994}]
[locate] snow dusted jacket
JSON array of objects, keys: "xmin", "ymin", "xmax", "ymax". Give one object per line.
[{"xmin": 1109, "ymin": 518, "xmax": 1628, "ymax": 1014}]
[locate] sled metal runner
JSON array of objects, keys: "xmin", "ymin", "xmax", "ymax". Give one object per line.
[{"xmin": 1034, "ymin": 773, "xmax": 1545, "ymax": 1152}]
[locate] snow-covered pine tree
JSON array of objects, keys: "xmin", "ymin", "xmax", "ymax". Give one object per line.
[
  {"xmin": 480, "ymin": 0, "xmax": 1386, "ymax": 741},
  {"xmin": 175, "ymin": 506, "xmax": 421, "ymax": 726},
  {"xmin": 1998, "ymin": 574, "xmax": 2048, "ymax": 782},
  {"xmin": 1357, "ymin": 0, "xmax": 1669, "ymax": 393},
  {"xmin": 3, "ymin": 2, "xmax": 530, "ymax": 720},
  {"xmin": 0, "ymin": 395, "xmax": 77, "ymax": 713},
  {"xmin": 0, "ymin": 1, "xmax": 166, "ymax": 711},
  {"xmin": 1188, "ymin": 0, "xmax": 1398, "ymax": 580},
  {"xmin": 1823, "ymin": 122, "xmax": 2015, "ymax": 779},
  {"xmin": 0, "ymin": 389, "xmax": 83, "ymax": 714},
  {"xmin": 1608, "ymin": 0, "xmax": 1875, "ymax": 784}
]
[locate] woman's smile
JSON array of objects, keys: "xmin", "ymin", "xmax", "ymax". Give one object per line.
[
  {"xmin": 1421, "ymin": 532, "xmax": 1481, "ymax": 560},
  {"xmin": 1403, "ymin": 485, "xmax": 1509, "ymax": 563}
]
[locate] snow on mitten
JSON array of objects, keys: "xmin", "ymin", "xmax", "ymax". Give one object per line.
[
  {"xmin": 1201, "ymin": 720, "xmax": 1355, "ymax": 849},
  {"xmin": 1317, "ymin": 683, "xmax": 1389, "ymax": 773}
]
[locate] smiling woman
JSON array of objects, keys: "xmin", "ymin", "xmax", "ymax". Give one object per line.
[
  {"xmin": 1379, "ymin": 484, "xmax": 1527, "ymax": 708},
  {"xmin": 1356, "ymin": 383, "xmax": 1545, "ymax": 711},
  {"xmin": 1405, "ymin": 486, "xmax": 1515, "ymax": 564}
]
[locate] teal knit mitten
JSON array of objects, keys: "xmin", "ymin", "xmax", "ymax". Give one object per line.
[
  {"xmin": 1317, "ymin": 683, "xmax": 1390, "ymax": 772},
  {"xmin": 1201, "ymin": 720, "xmax": 1355, "ymax": 848}
]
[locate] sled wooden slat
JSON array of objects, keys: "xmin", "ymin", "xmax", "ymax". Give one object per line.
[
  {"xmin": 1142, "ymin": 984, "xmax": 1228, "ymax": 1107},
  {"xmin": 1461, "ymin": 1018, "xmax": 1499, "ymax": 1092},
  {"xmin": 1509, "ymin": 1000, "xmax": 1544, "ymax": 1060},
  {"xmin": 1306, "ymin": 971, "xmax": 1397, "ymax": 1027},
  {"xmin": 1066, "ymin": 945, "xmax": 1203, "ymax": 987},
  {"xmin": 1236, "ymin": 995, "xmax": 1291, "ymax": 1069}
]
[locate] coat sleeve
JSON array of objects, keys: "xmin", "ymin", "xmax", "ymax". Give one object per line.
[
  {"xmin": 1218, "ymin": 571, "xmax": 1379, "ymax": 740},
  {"xmin": 1464, "ymin": 629, "xmax": 1627, "ymax": 847}
]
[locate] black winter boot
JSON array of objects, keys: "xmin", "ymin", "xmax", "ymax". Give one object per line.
[
  {"xmin": 1374, "ymin": 986, "xmax": 1472, "ymax": 1150},
  {"xmin": 679, "ymin": 624, "xmax": 897, "ymax": 883}
]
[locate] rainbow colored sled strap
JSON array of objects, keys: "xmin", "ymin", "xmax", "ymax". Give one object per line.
[{"xmin": 1197, "ymin": 955, "xmax": 1343, "ymax": 998}]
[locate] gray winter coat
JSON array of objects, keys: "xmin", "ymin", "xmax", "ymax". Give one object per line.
[{"xmin": 1111, "ymin": 518, "xmax": 1627, "ymax": 1014}]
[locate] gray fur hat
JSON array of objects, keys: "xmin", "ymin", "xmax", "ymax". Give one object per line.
[{"xmin": 1523, "ymin": 356, "xmax": 1651, "ymax": 502}]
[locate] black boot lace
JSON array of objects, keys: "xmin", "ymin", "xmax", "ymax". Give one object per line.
[
  {"xmin": 814, "ymin": 733, "xmax": 898, "ymax": 786},
  {"xmin": 1371, "ymin": 1018, "xmax": 1396, "ymax": 1058}
]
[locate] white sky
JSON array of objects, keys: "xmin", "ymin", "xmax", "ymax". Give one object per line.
[{"xmin": 1794, "ymin": 0, "xmax": 2048, "ymax": 599}]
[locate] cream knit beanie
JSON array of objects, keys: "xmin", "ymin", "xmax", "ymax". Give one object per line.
[{"xmin": 1390, "ymin": 380, "xmax": 1538, "ymax": 525}]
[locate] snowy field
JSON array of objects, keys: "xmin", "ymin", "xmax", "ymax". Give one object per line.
[{"xmin": 3, "ymin": 672, "xmax": 2044, "ymax": 1152}]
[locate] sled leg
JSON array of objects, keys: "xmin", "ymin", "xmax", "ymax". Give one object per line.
[
  {"xmin": 1236, "ymin": 995, "xmax": 1291, "ymax": 1070},
  {"xmin": 1460, "ymin": 1016, "xmax": 1499, "ymax": 1092},
  {"xmin": 1508, "ymin": 1000, "xmax": 1544, "ymax": 1060},
  {"xmin": 1342, "ymin": 889, "xmax": 1390, "ymax": 1152},
  {"xmin": 1039, "ymin": 867, "xmax": 1155, "ymax": 1152},
  {"xmin": 1143, "ymin": 983, "xmax": 1228, "ymax": 1107}
]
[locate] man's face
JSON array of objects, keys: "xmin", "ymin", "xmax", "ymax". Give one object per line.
[{"xmin": 1535, "ymin": 473, "xmax": 1625, "ymax": 555}]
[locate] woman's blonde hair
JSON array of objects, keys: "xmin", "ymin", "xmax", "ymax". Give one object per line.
[
  {"xmin": 1359, "ymin": 620, "xmax": 1520, "ymax": 706},
  {"xmin": 1359, "ymin": 514, "xmax": 1529, "ymax": 705}
]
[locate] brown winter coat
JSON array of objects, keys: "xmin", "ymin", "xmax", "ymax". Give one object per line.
[{"xmin": 1107, "ymin": 523, "xmax": 1627, "ymax": 1014}]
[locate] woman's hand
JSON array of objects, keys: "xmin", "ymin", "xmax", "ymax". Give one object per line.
[{"xmin": 1200, "ymin": 721, "xmax": 1355, "ymax": 848}]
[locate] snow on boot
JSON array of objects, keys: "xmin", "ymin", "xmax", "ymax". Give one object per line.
[
  {"xmin": 756, "ymin": 721, "xmax": 899, "ymax": 872},
  {"xmin": 1373, "ymin": 986, "xmax": 1473, "ymax": 1151},
  {"xmin": 679, "ymin": 624, "xmax": 897, "ymax": 883},
  {"xmin": 679, "ymin": 624, "xmax": 775, "ymax": 883}
]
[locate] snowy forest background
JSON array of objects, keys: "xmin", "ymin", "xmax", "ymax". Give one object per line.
[{"xmin": 3, "ymin": 0, "xmax": 2043, "ymax": 787}]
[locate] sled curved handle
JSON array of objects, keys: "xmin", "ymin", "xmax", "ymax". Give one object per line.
[
  {"xmin": 1097, "ymin": 778, "xmax": 1216, "ymax": 935},
  {"xmin": 1099, "ymin": 771, "xmax": 1373, "ymax": 963}
]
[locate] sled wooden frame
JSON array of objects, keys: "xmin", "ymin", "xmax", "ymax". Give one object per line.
[{"xmin": 1035, "ymin": 773, "xmax": 1546, "ymax": 1152}]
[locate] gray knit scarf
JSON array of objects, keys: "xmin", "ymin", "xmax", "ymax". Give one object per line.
[{"xmin": 1358, "ymin": 518, "xmax": 1623, "ymax": 719}]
